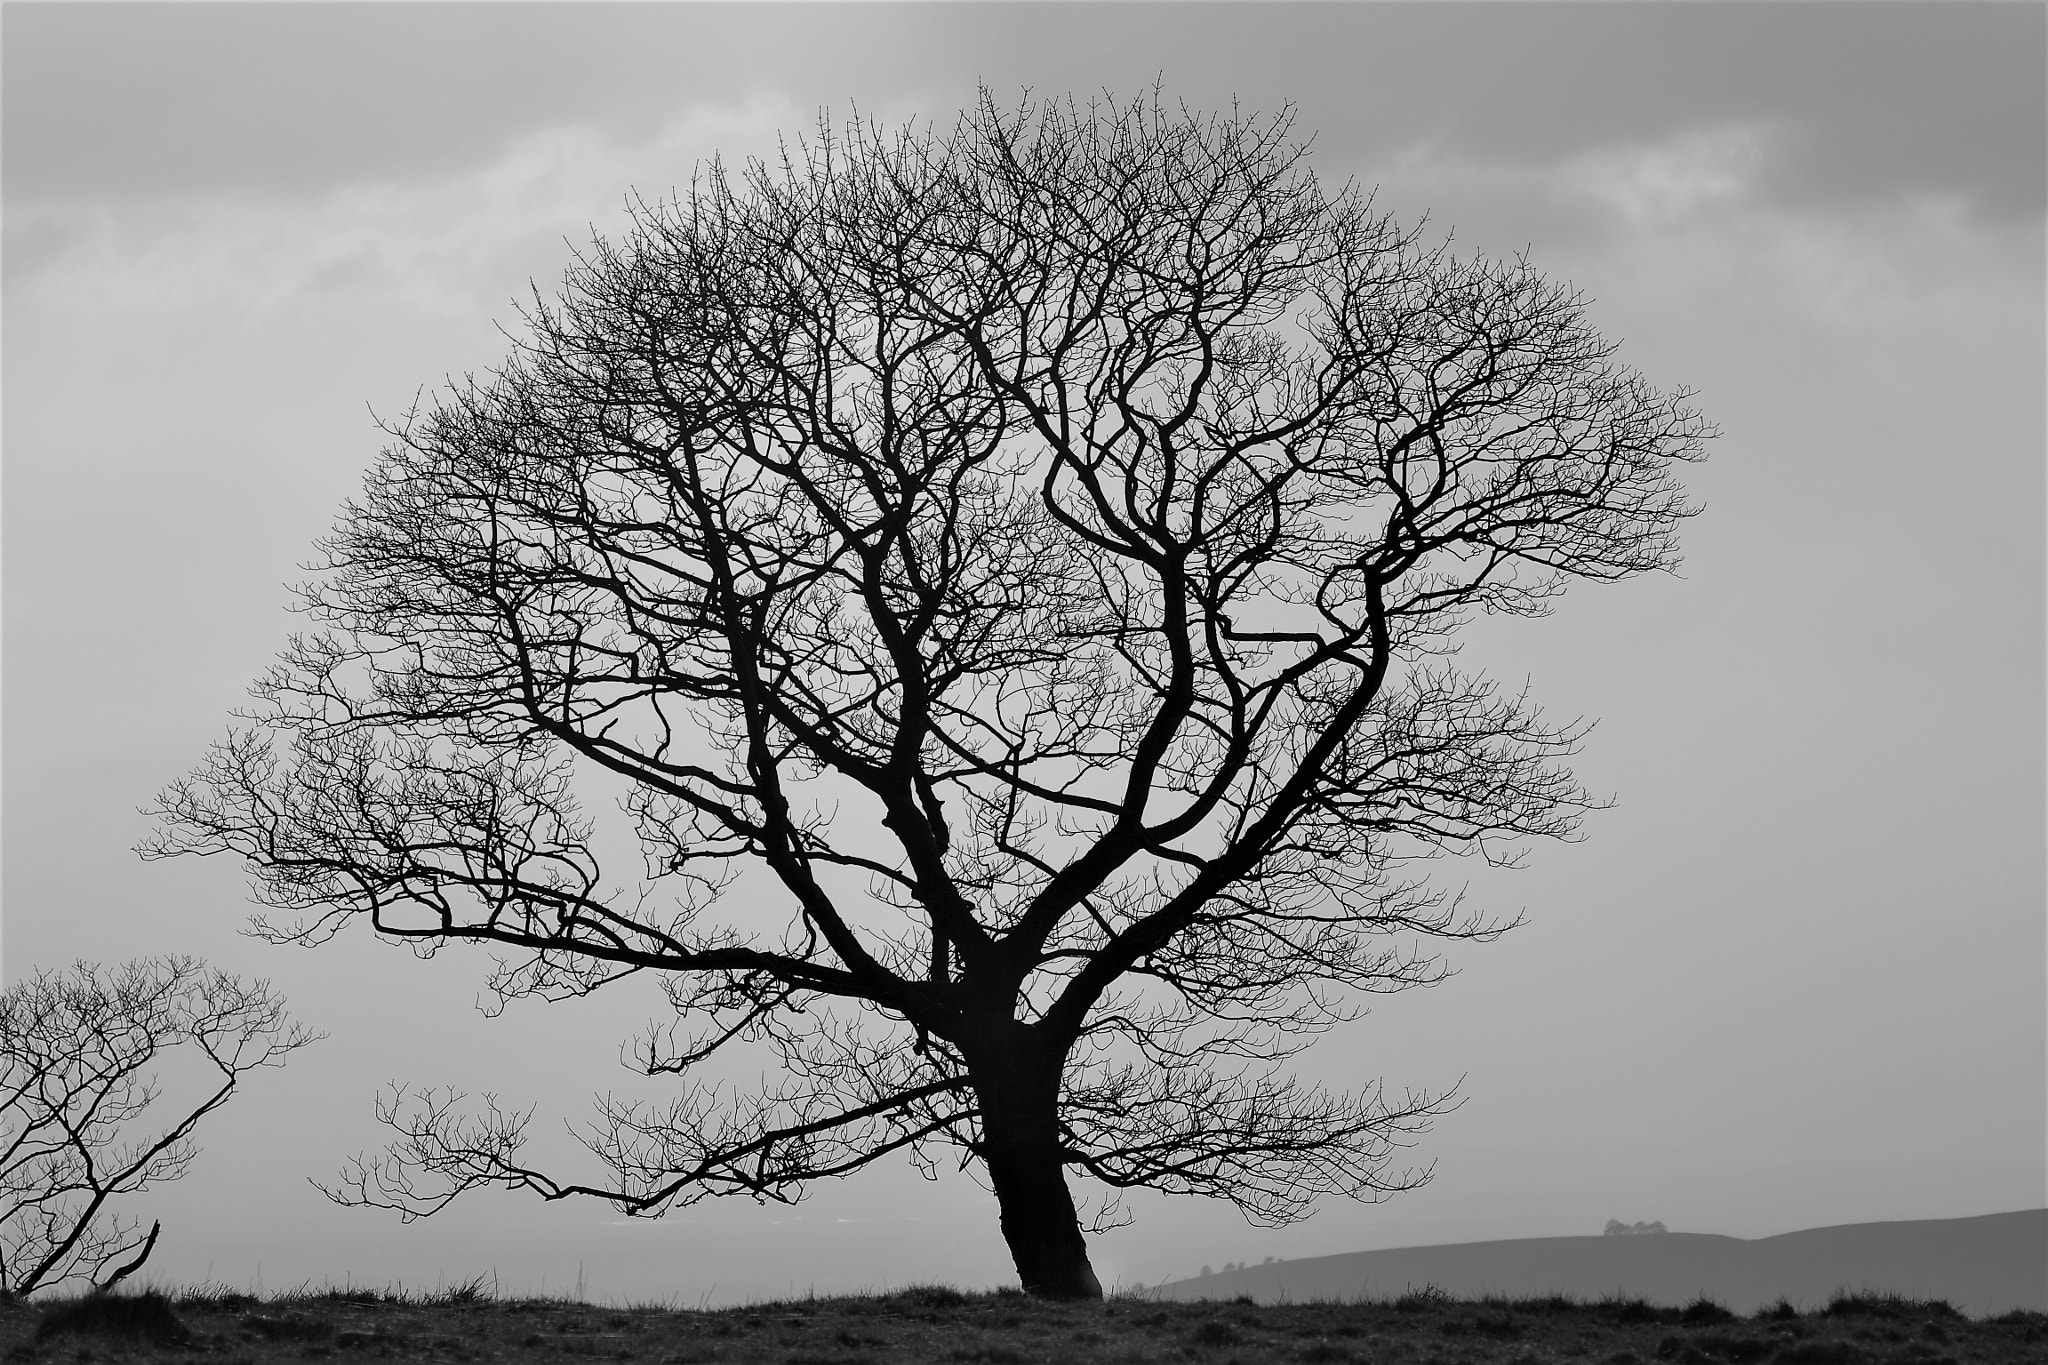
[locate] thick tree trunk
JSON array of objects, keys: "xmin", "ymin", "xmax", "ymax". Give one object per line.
[
  {"xmin": 983, "ymin": 1134, "xmax": 1103, "ymax": 1299},
  {"xmin": 973, "ymin": 1056, "xmax": 1103, "ymax": 1300}
]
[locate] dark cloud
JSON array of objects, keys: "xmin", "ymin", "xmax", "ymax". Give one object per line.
[
  {"xmin": 968, "ymin": 2, "xmax": 2046, "ymax": 220},
  {"xmin": 5, "ymin": 3, "xmax": 2040, "ymax": 216}
]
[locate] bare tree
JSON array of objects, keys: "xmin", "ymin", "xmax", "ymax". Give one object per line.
[
  {"xmin": 1, "ymin": 957, "xmax": 316, "ymax": 1296},
  {"xmin": 144, "ymin": 90, "xmax": 1709, "ymax": 1299}
]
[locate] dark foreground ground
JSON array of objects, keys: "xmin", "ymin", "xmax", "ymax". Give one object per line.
[{"xmin": 3, "ymin": 1285, "xmax": 2042, "ymax": 1365}]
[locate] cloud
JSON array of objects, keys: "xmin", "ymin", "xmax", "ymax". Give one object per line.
[
  {"xmin": 1360, "ymin": 121, "xmax": 2039, "ymax": 332},
  {"xmin": 13, "ymin": 89, "xmax": 2032, "ymax": 357},
  {"xmin": 1561, "ymin": 125, "xmax": 1770, "ymax": 228},
  {"xmin": 7, "ymin": 97, "xmax": 815, "ymax": 324}
]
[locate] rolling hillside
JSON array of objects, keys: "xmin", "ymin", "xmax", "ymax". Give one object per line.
[{"xmin": 1150, "ymin": 1209, "xmax": 2045, "ymax": 1316}]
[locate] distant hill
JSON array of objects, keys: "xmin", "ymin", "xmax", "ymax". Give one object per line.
[{"xmin": 1148, "ymin": 1210, "xmax": 2045, "ymax": 1316}]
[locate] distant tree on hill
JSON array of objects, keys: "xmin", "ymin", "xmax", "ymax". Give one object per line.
[
  {"xmin": 0, "ymin": 957, "xmax": 316, "ymax": 1296},
  {"xmin": 1604, "ymin": 1219, "xmax": 1669, "ymax": 1236},
  {"xmin": 145, "ymin": 89, "xmax": 1708, "ymax": 1299}
]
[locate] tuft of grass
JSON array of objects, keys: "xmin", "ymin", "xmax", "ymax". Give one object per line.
[
  {"xmin": 435, "ymin": 1270, "xmax": 497, "ymax": 1305},
  {"xmin": 1822, "ymin": 1291, "xmax": 1960, "ymax": 1320},
  {"xmin": 317, "ymin": 1285, "xmax": 385, "ymax": 1304},
  {"xmin": 1393, "ymin": 1285, "xmax": 1452, "ymax": 1312},
  {"xmin": 171, "ymin": 1280, "xmax": 260, "ymax": 1310},
  {"xmin": 1679, "ymin": 1297, "xmax": 1736, "ymax": 1326},
  {"xmin": 892, "ymin": 1283, "xmax": 970, "ymax": 1309},
  {"xmin": 1190, "ymin": 1318, "xmax": 1244, "ymax": 1346}
]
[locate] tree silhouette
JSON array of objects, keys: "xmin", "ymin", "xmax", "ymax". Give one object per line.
[
  {"xmin": 145, "ymin": 91, "xmax": 1709, "ymax": 1299},
  {"xmin": 1, "ymin": 957, "xmax": 316, "ymax": 1296}
]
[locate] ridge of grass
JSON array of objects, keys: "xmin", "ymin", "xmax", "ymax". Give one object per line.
[{"xmin": 3, "ymin": 1280, "xmax": 2038, "ymax": 1363}]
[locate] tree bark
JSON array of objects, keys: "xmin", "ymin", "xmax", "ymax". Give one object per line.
[{"xmin": 973, "ymin": 1054, "xmax": 1103, "ymax": 1300}]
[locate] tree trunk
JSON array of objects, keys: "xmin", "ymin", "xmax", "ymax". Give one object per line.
[{"xmin": 973, "ymin": 1057, "xmax": 1103, "ymax": 1300}]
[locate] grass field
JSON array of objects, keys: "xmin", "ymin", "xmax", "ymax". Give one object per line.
[{"xmin": 3, "ymin": 1283, "xmax": 2043, "ymax": 1364}]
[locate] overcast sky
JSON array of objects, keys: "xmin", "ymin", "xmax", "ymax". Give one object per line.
[{"xmin": 4, "ymin": 2, "xmax": 2043, "ymax": 1304}]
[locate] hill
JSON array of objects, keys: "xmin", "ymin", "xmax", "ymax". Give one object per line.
[{"xmin": 1149, "ymin": 1209, "xmax": 2045, "ymax": 1316}]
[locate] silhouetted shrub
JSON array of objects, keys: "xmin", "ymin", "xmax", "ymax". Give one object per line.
[
  {"xmin": 34, "ymin": 1290, "xmax": 192, "ymax": 1348},
  {"xmin": 1680, "ymin": 1298, "xmax": 1736, "ymax": 1326}
]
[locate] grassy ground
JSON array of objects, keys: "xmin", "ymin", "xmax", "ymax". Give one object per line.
[{"xmin": 2, "ymin": 1283, "xmax": 2040, "ymax": 1364}]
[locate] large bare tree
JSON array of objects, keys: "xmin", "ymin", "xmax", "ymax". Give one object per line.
[{"xmin": 146, "ymin": 91, "xmax": 1709, "ymax": 1299}]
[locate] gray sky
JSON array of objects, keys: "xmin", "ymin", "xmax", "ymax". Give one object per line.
[{"xmin": 5, "ymin": 2, "xmax": 2043, "ymax": 1303}]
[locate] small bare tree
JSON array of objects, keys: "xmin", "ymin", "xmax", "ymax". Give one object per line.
[
  {"xmin": 1, "ymin": 957, "xmax": 316, "ymax": 1296},
  {"xmin": 145, "ymin": 90, "xmax": 1709, "ymax": 1298}
]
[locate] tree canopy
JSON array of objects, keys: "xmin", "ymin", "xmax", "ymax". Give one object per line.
[{"xmin": 147, "ymin": 90, "xmax": 1709, "ymax": 1298}]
